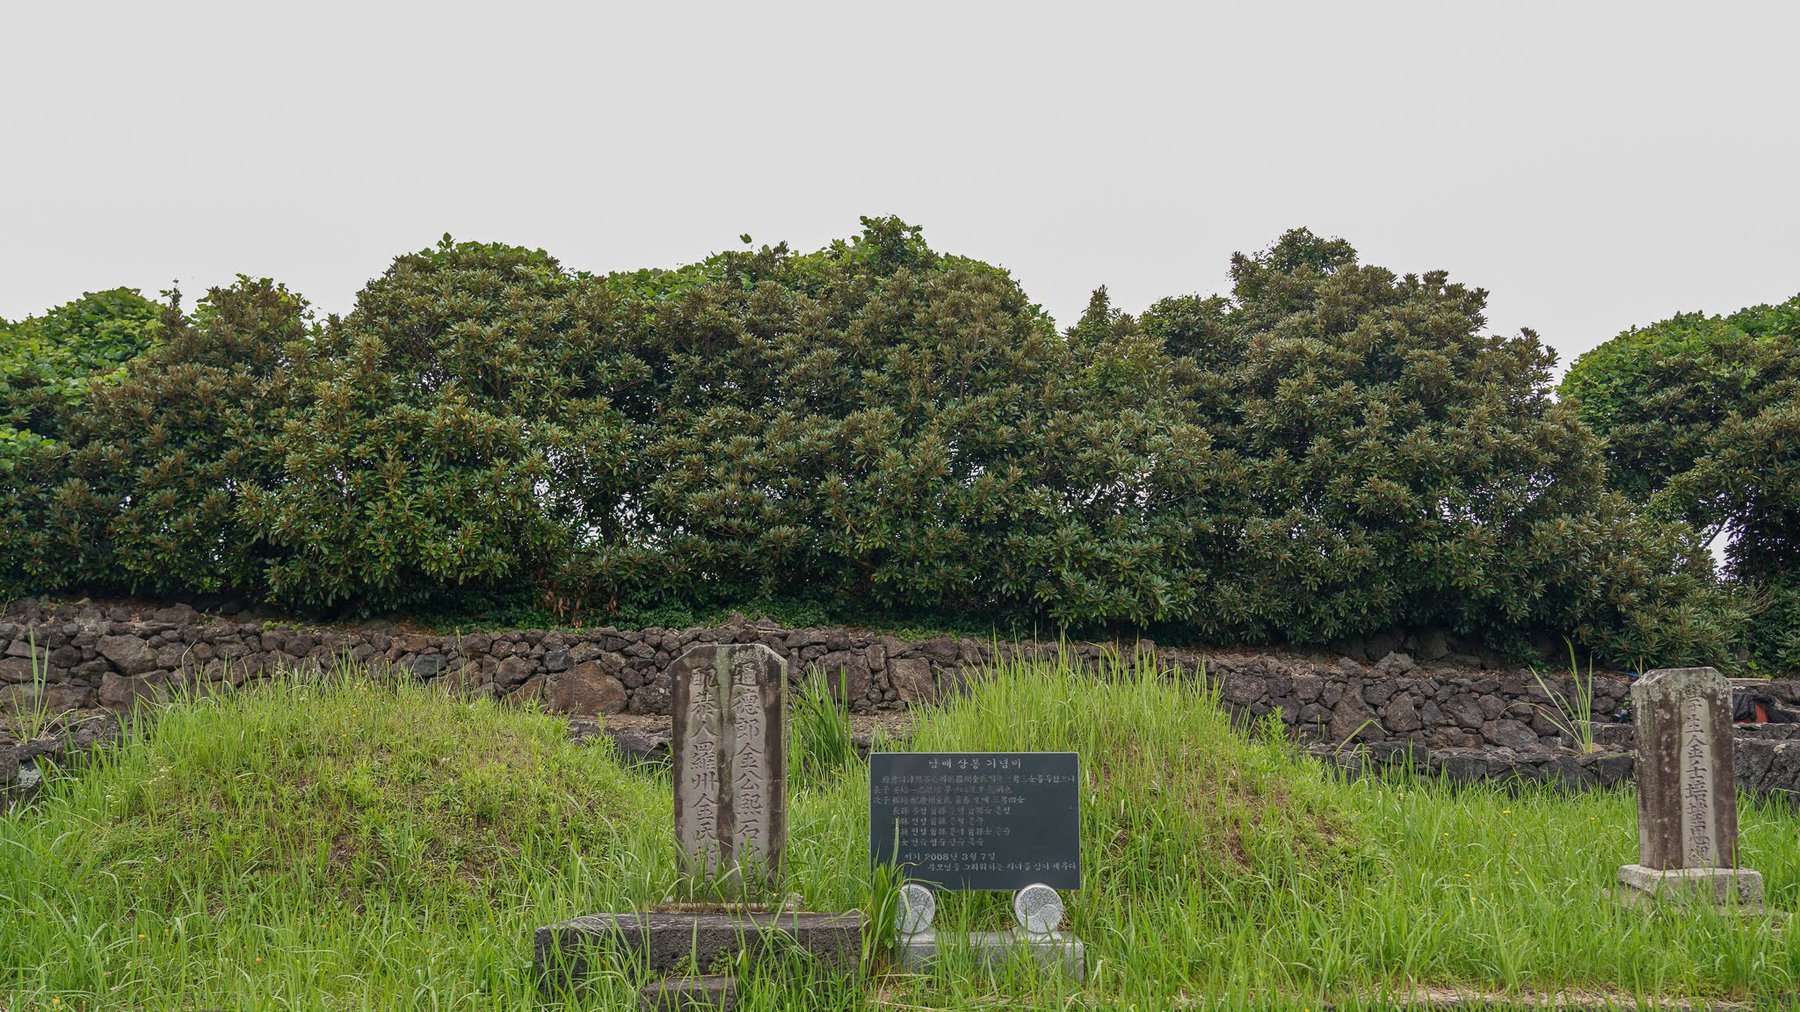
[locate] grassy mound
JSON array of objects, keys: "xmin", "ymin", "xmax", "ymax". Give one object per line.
[
  {"xmin": 0, "ymin": 675, "xmax": 674, "ymax": 1008},
  {"xmin": 829, "ymin": 652, "xmax": 1369, "ymax": 1007},
  {"xmin": 910, "ymin": 652, "xmax": 1359, "ymax": 893},
  {"xmin": 39, "ymin": 675, "xmax": 656, "ymax": 904}
]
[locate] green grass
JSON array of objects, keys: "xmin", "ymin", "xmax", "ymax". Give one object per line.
[{"xmin": 3, "ymin": 654, "xmax": 1798, "ymax": 1010}]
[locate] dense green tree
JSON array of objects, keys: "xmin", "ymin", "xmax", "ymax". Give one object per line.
[
  {"xmin": 1564, "ymin": 296, "xmax": 1800, "ymax": 668},
  {"xmin": 0, "ymin": 281, "xmax": 302, "ymax": 598},
  {"xmin": 616, "ymin": 218, "xmax": 1241, "ymax": 628},
  {"xmin": 1146, "ymin": 229, "xmax": 1739, "ymax": 662},
  {"xmin": 237, "ymin": 238, "xmax": 646, "ymax": 612},
  {"xmin": 0, "ymin": 288, "xmax": 164, "ymax": 465},
  {"xmin": 1, "ymin": 289, "xmax": 167, "ymax": 594},
  {"xmin": 1562, "ymin": 299, "xmax": 1800, "ymax": 506}
]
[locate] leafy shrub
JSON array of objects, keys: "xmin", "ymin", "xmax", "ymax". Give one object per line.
[
  {"xmin": 1562, "ymin": 298, "xmax": 1799, "ymax": 504},
  {"xmin": 1746, "ymin": 574, "xmax": 1800, "ymax": 673},
  {"xmin": 0, "ymin": 281, "xmax": 300, "ymax": 599},
  {"xmin": 63, "ymin": 280, "xmax": 305, "ymax": 598}
]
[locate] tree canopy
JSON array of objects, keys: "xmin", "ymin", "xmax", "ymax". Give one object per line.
[
  {"xmin": 1564, "ymin": 295, "xmax": 1800, "ymax": 669},
  {"xmin": 0, "ymin": 288, "xmax": 165, "ymax": 467}
]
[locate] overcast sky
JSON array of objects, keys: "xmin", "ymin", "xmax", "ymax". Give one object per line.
[{"xmin": 4, "ymin": 2, "xmax": 1797, "ymax": 373}]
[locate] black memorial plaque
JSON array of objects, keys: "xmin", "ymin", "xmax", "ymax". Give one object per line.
[{"xmin": 869, "ymin": 751, "xmax": 1080, "ymax": 891}]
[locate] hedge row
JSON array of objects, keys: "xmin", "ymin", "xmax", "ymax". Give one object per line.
[{"xmin": 0, "ymin": 219, "xmax": 1751, "ymax": 664}]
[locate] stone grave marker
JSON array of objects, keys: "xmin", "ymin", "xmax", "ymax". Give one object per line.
[
  {"xmin": 871, "ymin": 751, "xmax": 1084, "ymax": 979},
  {"xmin": 536, "ymin": 642, "xmax": 863, "ymax": 1008},
  {"xmin": 672, "ymin": 643, "xmax": 787, "ymax": 885},
  {"xmin": 1618, "ymin": 666, "xmax": 1763, "ymax": 907}
]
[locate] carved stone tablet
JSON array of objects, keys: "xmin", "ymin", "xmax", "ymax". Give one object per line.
[
  {"xmin": 1012, "ymin": 883, "xmax": 1063, "ymax": 935},
  {"xmin": 870, "ymin": 751, "xmax": 1081, "ymax": 890},
  {"xmin": 671, "ymin": 643, "xmax": 787, "ymax": 883},
  {"xmin": 1631, "ymin": 667, "xmax": 1738, "ymax": 869}
]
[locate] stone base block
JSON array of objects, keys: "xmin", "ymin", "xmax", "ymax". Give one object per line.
[
  {"xmin": 534, "ymin": 910, "xmax": 863, "ymax": 992},
  {"xmin": 640, "ymin": 974, "xmax": 736, "ymax": 1011},
  {"xmin": 895, "ymin": 930, "xmax": 1084, "ymax": 982},
  {"xmin": 1617, "ymin": 864, "xmax": 1764, "ymax": 908}
]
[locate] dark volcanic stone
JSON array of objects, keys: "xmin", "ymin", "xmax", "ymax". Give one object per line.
[
  {"xmin": 0, "ymin": 656, "xmax": 36, "ymax": 683},
  {"xmin": 630, "ymin": 671, "xmax": 673, "ymax": 714},
  {"xmin": 1363, "ymin": 680, "xmax": 1398, "ymax": 706},
  {"xmin": 1415, "ymin": 629, "xmax": 1450, "ymax": 662},
  {"xmin": 1327, "ymin": 691, "xmax": 1376, "ymax": 742},
  {"xmin": 1365, "ymin": 632, "xmax": 1397, "ymax": 660},
  {"xmin": 1441, "ymin": 694, "xmax": 1484, "ymax": 730},
  {"xmin": 887, "ymin": 658, "xmax": 934, "ymax": 703},
  {"xmin": 97, "ymin": 635, "xmax": 156, "ymax": 675},
  {"xmin": 606, "ymin": 722, "xmax": 672, "ymax": 764},
  {"xmin": 1373, "ymin": 652, "xmax": 1417, "ymax": 677},
  {"xmin": 1431, "ymin": 748, "xmax": 1503, "ymax": 784},
  {"xmin": 1381, "ymin": 694, "xmax": 1423, "ymax": 733},
  {"xmin": 1482, "ymin": 718, "xmax": 1539, "ymax": 751},
  {"xmin": 497, "ymin": 656, "xmax": 537, "ymax": 689},
  {"xmin": 548, "ymin": 662, "xmax": 627, "ymax": 716},
  {"xmin": 1584, "ymin": 749, "xmax": 1635, "ymax": 787}
]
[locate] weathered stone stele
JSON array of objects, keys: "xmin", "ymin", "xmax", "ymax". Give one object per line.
[
  {"xmin": 1632, "ymin": 667, "xmax": 1737, "ymax": 869},
  {"xmin": 671, "ymin": 643, "xmax": 787, "ymax": 884},
  {"xmin": 1618, "ymin": 666, "xmax": 1762, "ymax": 907}
]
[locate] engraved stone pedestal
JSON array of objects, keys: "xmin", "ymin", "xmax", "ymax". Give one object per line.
[
  {"xmin": 894, "ymin": 884, "xmax": 1084, "ymax": 982},
  {"xmin": 1617, "ymin": 864, "xmax": 1764, "ymax": 907},
  {"xmin": 534, "ymin": 910, "xmax": 864, "ymax": 996},
  {"xmin": 894, "ymin": 930, "xmax": 1085, "ymax": 982},
  {"xmin": 1617, "ymin": 667, "xmax": 1764, "ymax": 911}
]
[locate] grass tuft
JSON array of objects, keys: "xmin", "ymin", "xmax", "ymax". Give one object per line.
[{"xmin": 791, "ymin": 666, "xmax": 856, "ymax": 787}]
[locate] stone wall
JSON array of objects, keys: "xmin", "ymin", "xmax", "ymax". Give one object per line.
[
  {"xmin": 0, "ymin": 597, "xmax": 1676, "ymax": 753},
  {"xmin": 1310, "ymin": 724, "xmax": 1800, "ymax": 801}
]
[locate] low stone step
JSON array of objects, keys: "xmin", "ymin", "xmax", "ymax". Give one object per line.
[
  {"xmin": 535, "ymin": 910, "xmax": 863, "ymax": 993},
  {"xmin": 640, "ymin": 974, "xmax": 736, "ymax": 1011}
]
